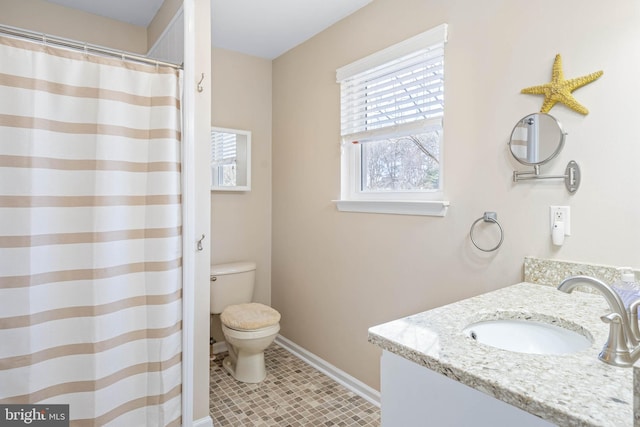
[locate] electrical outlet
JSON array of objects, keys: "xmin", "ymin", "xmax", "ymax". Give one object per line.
[{"xmin": 550, "ymin": 206, "xmax": 571, "ymax": 235}]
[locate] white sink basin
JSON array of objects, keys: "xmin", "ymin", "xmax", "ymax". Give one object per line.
[{"xmin": 463, "ymin": 318, "xmax": 592, "ymax": 355}]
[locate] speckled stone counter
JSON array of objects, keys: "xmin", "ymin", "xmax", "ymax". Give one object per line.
[
  {"xmin": 523, "ymin": 257, "xmax": 640, "ymax": 291},
  {"xmin": 369, "ymin": 282, "xmax": 633, "ymax": 427}
]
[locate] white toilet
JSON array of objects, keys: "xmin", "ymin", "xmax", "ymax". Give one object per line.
[{"xmin": 210, "ymin": 261, "xmax": 280, "ymax": 383}]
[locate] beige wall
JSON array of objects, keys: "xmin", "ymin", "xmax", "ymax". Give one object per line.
[
  {"xmin": 272, "ymin": 0, "xmax": 640, "ymax": 390},
  {"xmin": 210, "ymin": 47, "xmax": 273, "ymax": 341},
  {"xmin": 0, "ymin": 0, "xmax": 185, "ymax": 58},
  {"xmin": 0, "ymin": 0, "xmax": 147, "ymax": 53},
  {"xmin": 147, "ymin": 0, "xmax": 183, "ymax": 51}
]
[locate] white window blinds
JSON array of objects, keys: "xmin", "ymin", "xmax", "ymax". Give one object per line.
[
  {"xmin": 337, "ymin": 24, "xmax": 447, "ymax": 143},
  {"xmin": 211, "ymin": 130, "xmax": 237, "ymax": 166}
]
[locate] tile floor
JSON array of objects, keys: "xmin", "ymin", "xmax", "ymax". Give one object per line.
[{"xmin": 209, "ymin": 344, "xmax": 381, "ymax": 426}]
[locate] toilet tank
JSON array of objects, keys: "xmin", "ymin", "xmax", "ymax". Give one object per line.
[{"xmin": 210, "ymin": 261, "xmax": 256, "ymax": 314}]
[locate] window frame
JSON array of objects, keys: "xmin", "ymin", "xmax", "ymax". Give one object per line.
[{"xmin": 335, "ymin": 24, "xmax": 449, "ymax": 216}]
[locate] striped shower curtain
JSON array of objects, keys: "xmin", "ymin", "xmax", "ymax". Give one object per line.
[{"xmin": 0, "ymin": 35, "xmax": 183, "ymax": 426}]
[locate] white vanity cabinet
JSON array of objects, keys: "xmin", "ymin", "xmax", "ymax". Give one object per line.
[
  {"xmin": 370, "ymin": 283, "xmax": 632, "ymax": 426},
  {"xmin": 380, "ymin": 350, "xmax": 556, "ymax": 427}
]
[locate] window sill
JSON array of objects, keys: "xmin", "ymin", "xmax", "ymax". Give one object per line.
[{"xmin": 333, "ymin": 200, "xmax": 449, "ymax": 217}]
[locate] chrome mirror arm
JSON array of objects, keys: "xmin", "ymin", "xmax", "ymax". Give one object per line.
[{"xmin": 512, "ymin": 161, "xmax": 580, "ymax": 193}]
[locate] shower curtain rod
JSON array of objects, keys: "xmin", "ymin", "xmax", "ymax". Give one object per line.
[{"xmin": 0, "ymin": 24, "xmax": 183, "ymax": 70}]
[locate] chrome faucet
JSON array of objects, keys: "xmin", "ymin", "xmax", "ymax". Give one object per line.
[{"xmin": 558, "ymin": 275, "xmax": 640, "ymax": 367}]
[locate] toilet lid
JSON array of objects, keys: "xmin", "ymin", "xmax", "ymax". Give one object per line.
[{"xmin": 221, "ymin": 303, "xmax": 281, "ymax": 331}]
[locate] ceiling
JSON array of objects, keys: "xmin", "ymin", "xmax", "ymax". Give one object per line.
[{"xmin": 45, "ymin": 0, "xmax": 373, "ymax": 59}]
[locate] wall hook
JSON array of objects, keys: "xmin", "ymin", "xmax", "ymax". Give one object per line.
[
  {"xmin": 197, "ymin": 234, "xmax": 205, "ymax": 251},
  {"xmin": 197, "ymin": 73, "xmax": 205, "ymax": 92}
]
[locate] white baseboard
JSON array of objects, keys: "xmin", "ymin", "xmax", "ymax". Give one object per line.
[
  {"xmin": 274, "ymin": 335, "xmax": 381, "ymax": 408},
  {"xmin": 193, "ymin": 415, "xmax": 213, "ymax": 427}
]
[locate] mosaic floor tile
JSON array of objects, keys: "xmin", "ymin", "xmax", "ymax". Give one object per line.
[{"xmin": 210, "ymin": 344, "xmax": 381, "ymax": 426}]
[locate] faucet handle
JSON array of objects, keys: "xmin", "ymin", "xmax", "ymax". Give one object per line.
[
  {"xmin": 628, "ymin": 300, "xmax": 640, "ymax": 344},
  {"xmin": 629, "ymin": 299, "xmax": 640, "ymax": 317},
  {"xmin": 599, "ymin": 312, "xmax": 633, "ymax": 367}
]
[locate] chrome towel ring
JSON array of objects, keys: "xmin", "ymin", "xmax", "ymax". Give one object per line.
[{"xmin": 470, "ymin": 212, "xmax": 504, "ymax": 252}]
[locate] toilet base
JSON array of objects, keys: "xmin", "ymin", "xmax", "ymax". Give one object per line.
[
  {"xmin": 222, "ymin": 349, "xmax": 267, "ymax": 383},
  {"xmin": 220, "ymin": 323, "xmax": 279, "ymax": 383}
]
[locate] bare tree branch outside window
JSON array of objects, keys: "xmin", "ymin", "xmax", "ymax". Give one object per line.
[{"xmin": 361, "ymin": 130, "xmax": 440, "ymax": 192}]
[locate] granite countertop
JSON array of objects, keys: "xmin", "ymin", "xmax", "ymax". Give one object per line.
[{"xmin": 368, "ymin": 282, "xmax": 633, "ymax": 427}]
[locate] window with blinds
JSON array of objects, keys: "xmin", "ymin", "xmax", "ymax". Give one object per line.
[
  {"xmin": 336, "ymin": 24, "xmax": 447, "ymax": 205},
  {"xmin": 211, "ymin": 129, "xmax": 237, "ymax": 187},
  {"xmin": 339, "ymin": 43, "xmax": 444, "ymax": 139},
  {"xmin": 211, "ymin": 130, "xmax": 237, "ymax": 165},
  {"xmin": 210, "ymin": 128, "xmax": 252, "ymax": 191}
]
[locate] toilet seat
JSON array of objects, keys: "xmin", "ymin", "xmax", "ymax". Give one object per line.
[{"xmin": 221, "ymin": 302, "xmax": 281, "ymax": 330}]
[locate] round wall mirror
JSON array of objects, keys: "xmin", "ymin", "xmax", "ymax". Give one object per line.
[{"xmin": 508, "ymin": 113, "xmax": 566, "ymax": 166}]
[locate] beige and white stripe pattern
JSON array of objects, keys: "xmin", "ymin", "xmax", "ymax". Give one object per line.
[{"xmin": 0, "ymin": 35, "xmax": 183, "ymax": 426}]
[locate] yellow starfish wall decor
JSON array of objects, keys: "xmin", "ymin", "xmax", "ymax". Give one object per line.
[{"xmin": 521, "ymin": 54, "xmax": 603, "ymax": 115}]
